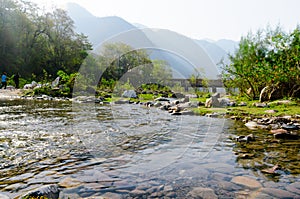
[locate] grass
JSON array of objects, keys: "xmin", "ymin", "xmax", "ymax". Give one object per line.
[
  {"xmin": 227, "ymin": 101, "xmax": 300, "ymax": 118},
  {"xmin": 102, "ymin": 92, "xmax": 300, "ymax": 119}
]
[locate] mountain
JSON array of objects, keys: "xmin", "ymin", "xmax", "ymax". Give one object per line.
[
  {"xmin": 215, "ymin": 39, "xmax": 238, "ymax": 54},
  {"xmin": 66, "ymin": 3, "xmax": 136, "ymax": 46},
  {"xmin": 195, "ymin": 39, "xmax": 238, "ymax": 72},
  {"xmin": 66, "ymin": 3, "xmax": 237, "ymax": 79}
]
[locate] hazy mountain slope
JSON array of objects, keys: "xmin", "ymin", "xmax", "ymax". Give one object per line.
[
  {"xmin": 66, "ymin": 3, "xmax": 236, "ymax": 79},
  {"xmin": 66, "ymin": 3, "xmax": 136, "ymax": 46},
  {"xmin": 216, "ymin": 39, "xmax": 238, "ymax": 55}
]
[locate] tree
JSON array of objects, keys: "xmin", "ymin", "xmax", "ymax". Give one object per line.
[
  {"xmin": 222, "ymin": 25, "xmax": 300, "ymax": 100},
  {"xmin": 0, "ymin": 0, "xmax": 92, "ymax": 80}
]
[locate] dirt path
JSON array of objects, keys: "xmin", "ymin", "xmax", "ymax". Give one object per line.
[{"xmin": 0, "ymin": 89, "xmax": 23, "ymax": 99}]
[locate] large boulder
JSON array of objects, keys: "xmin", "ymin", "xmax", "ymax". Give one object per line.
[
  {"xmin": 205, "ymin": 93, "xmax": 221, "ymax": 108},
  {"xmin": 122, "ymin": 90, "xmax": 137, "ymax": 98}
]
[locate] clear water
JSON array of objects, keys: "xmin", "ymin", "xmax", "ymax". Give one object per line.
[{"xmin": 0, "ymin": 99, "xmax": 299, "ymax": 198}]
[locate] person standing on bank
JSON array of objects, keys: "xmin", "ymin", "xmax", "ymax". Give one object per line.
[
  {"xmin": 13, "ymin": 73, "xmax": 20, "ymax": 89},
  {"xmin": 0, "ymin": 72, "xmax": 7, "ymax": 89}
]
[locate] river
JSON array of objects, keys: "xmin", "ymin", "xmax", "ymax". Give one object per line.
[{"xmin": 0, "ymin": 99, "xmax": 299, "ymax": 198}]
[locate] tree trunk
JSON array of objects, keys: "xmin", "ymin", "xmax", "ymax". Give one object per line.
[{"xmin": 259, "ymin": 86, "xmax": 269, "ymax": 102}]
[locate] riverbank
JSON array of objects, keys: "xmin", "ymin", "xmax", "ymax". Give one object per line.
[
  {"xmin": 0, "ymin": 88, "xmax": 24, "ymax": 100},
  {"xmin": 1, "ymin": 89, "xmax": 299, "ymax": 120}
]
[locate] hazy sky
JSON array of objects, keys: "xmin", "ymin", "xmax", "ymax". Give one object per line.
[{"xmin": 30, "ymin": 0, "xmax": 300, "ymax": 41}]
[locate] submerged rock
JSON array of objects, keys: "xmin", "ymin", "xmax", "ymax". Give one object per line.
[
  {"xmin": 261, "ymin": 165, "xmax": 281, "ymax": 175},
  {"xmin": 231, "ymin": 176, "xmax": 262, "ymax": 189},
  {"xmin": 58, "ymin": 177, "xmax": 82, "ymax": 188},
  {"xmin": 235, "ymin": 134, "xmax": 255, "ymax": 142},
  {"xmin": 187, "ymin": 187, "xmax": 218, "ymax": 199},
  {"xmin": 286, "ymin": 182, "xmax": 300, "ymax": 195},
  {"xmin": 273, "ymin": 132, "xmax": 299, "ymax": 139},
  {"xmin": 261, "ymin": 188, "xmax": 296, "ymax": 198},
  {"xmin": 0, "ymin": 193, "xmax": 10, "ymax": 199},
  {"xmin": 22, "ymin": 184, "xmax": 60, "ymax": 199},
  {"xmin": 245, "ymin": 121, "xmax": 258, "ymax": 129},
  {"xmin": 270, "ymin": 129, "xmax": 288, "ymax": 134},
  {"xmin": 114, "ymin": 99, "xmax": 130, "ymax": 104},
  {"xmin": 281, "ymin": 123, "xmax": 299, "ymax": 130}
]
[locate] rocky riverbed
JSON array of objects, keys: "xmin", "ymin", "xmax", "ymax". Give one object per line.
[{"xmin": 0, "ymin": 90, "xmax": 299, "ymax": 198}]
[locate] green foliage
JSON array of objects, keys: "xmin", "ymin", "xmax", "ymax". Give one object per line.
[
  {"xmin": 138, "ymin": 93, "xmax": 155, "ymax": 100},
  {"xmin": 88, "ymin": 43, "xmax": 174, "ymax": 93},
  {"xmin": 0, "ymin": 0, "xmax": 92, "ymax": 80},
  {"xmin": 222, "ymin": 25, "xmax": 300, "ymax": 100}
]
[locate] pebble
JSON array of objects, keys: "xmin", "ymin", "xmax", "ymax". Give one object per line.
[
  {"xmin": 217, "ymin": 181, "xmax": 241, "ymax": 191},
  {"xmin": 130, "ymin": 189, "xmax": 147, "ymax": 196},
  {"xmin": 231, "ymin": 176, "xmax": 262, "ymax": 189},
  {"xmin": 3, "ymin": 183, "xmax": 26, "ymax": 191},
  {"xmin": 245, "ymin": 121, "xmax": 258, "ymax": 129},
  {"xmin": 253, "ymin": 102, "xmax": 268, "ymax": 108},
  {"xmin": 187, "ymin": 187, "xmax": 218, "ymax": 199},
  {"xmin": 100, "ymin": 192, "xmax": 122, "ymax": 199},
  {"xmin": 261, "ymin": 188, "xmax": 296, "ymax": 198},
  {"xmin": 286, "ymin": 182, "xmax": 300, "ymax": 195},
  {"xmin": 265, "ymin": 110, "xmax": 278, "ymax": 114},
  {"xmin": 22, "ymin": 184, "xmax": 60, "ymax": 199},
  {"xmin": 163, "ymin": 185, "xmax": 173, "ymax": 192},
  {"xmin": 281, "ymin": 123, "xmax": 299, "ymax": 130},
  {"xmin": 0, "ymin": 193, "xmax": 10, "ymax": 199},
  {"xmin": 238, "ymin": 102, "xmax": 247, "ymax": 106},
  {"xmin": 58, "ymin": 177, "xmax": 82, "ymax": 188},
  {"xmin": 270, "ymin": 129, "xmax": 288, "ymax": 134}
]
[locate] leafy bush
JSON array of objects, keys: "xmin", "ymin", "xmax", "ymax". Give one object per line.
[{"xmin": 222, "ymin": 25, "xmax": 300, "ymax": 100}]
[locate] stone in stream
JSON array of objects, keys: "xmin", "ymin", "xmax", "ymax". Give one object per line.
[
  {"xmin": 235, "ymin": 134, "xmax": 255, "ymax": 142},
  {"xmin": 155, "ymin": 97, "xmax": 170, "ymax": 102},
  {"xmin": 114, "ymin": 99, "xmax": 130, "ymax": 104},
  {"xmin": 58, "ymin": 177, "xmax": 82, "ymax": 188},
  {"xmin": 286, "ymin": 182, "xmax": 300, "ymax": 195},
  {"xmin": 281, "ymin": 123, "xmax": 299, "ymax": 130},
  {"xmin": 129, "ymin": 189, "xmax": 147, "ymax": 197},
  {"xmin": 101, "ymin": 192, "xmax": 122, "ymax": 199},
  {"xmin": 0, "ymin": 193, "xmax": 10, "ymax": 199},
  {"xmin": 122, "ymin": 90, "xmax": 137, "ymax": 98},
  {"xmin": 187, "ymin": 187, "xmax": 218, "ymax": 199},
  {"xmin": 270, "ymin": 129, "xmax": 288, "ymax": 134},
  {"xmin": 261, "ymin": 165, "xmax": 281, "ymax": 175},
  {"xmin": 273, "ymin": 132, "xmax": 299, "ymax": 140},
  {"xmin": 231, "ymin": 176, "xmax": 262, "ymax": 189},
  {"xmin": 261, "ymin": 188, "xmax": 297, "ymax": 198},
  {"xmin": 245, "ymin": 121, "xmax": 258, "ymax": 130},
  {"xmin": 22, "ymin": 184, "xmax": 60, "ymax": 199}
]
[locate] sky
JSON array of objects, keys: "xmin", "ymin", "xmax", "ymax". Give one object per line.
[{"xmin": 29, "ymin": 0, "xmax": 300, "ymax": 41}]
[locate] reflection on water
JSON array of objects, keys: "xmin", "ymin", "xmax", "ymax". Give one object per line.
[{"xmin": 0, "ymin": 99, "xmax": 299, "ymax": 198}]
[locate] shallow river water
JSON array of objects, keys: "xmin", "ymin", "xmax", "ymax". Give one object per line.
[{"xmin": 0, "ymin": 99, "xmax": 299, "ymax": 198}]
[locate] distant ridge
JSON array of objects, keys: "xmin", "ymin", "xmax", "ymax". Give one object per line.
[
  {"xmin": 66, "ymin": 3, "xmax": 136, "ymax": 46},
  {"xmin": 66, "ymin": 3, "xmax": 238, "ymax": 79}
]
